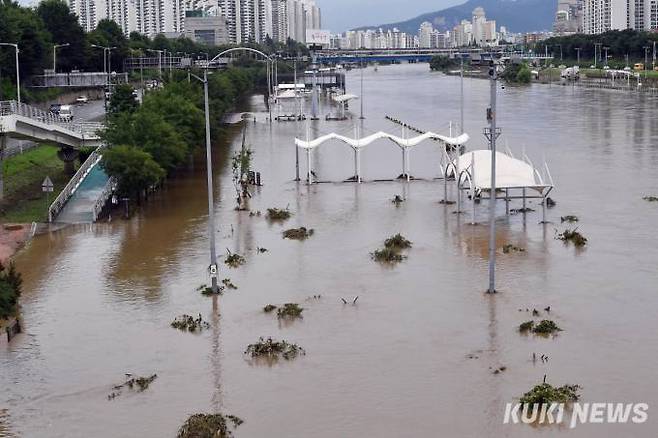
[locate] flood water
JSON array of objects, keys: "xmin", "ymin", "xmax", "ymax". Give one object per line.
[{"xmin": 2, "ymin": 63, "xmax": 658, "ymax": 437}]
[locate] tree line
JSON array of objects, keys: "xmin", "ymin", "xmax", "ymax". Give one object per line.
[
  {"xmin": 534, "ymin": 30, "xmax": 658, "ymax": 65},
  {"xmin": 0, "ymin": 0, "xmax": 309, "ymax": 101},
  {"xmin": 100, "ymin": 65, "xmax": 263, "ymax": 203}
]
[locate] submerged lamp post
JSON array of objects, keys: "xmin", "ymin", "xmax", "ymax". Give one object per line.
[
  {"xmin": 189, "ymin": 67, "xmax": 219, "ymax": 293},
  {"xmin": 484, "ymin": 60, "xmax": 500, "ymax": 294}
]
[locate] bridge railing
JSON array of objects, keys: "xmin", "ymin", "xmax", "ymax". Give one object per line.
[
  {"xmin": 48, "ymin": 144, "xmax": 106, "ymax": 222},
  {"xmin": 0, "ymin": 100, "xmax": 102, "ymax": 139},
  {"xmin": 92, "ymin": 176, "xmax": 117, "ymax": 222}
]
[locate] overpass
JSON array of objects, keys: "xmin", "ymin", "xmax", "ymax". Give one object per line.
[
  {"xmin": 0, "ymin": 100, "xmax": 111, "ymax": 223},
  {"xmin": 316, "ymin": 48, "xmax": 553, "ymax": 65},
  {"xmin": 0, "ymin": 100, "xmax": 103, "ymax": 149}
]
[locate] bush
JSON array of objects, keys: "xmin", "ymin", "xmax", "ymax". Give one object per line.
[
  {"xmin": 0, "ymin": 262, "xmax": 23, "ymax": 319},
  {"xmin": 384, "ymin": 233, "xmax": 412, "ymax": 250},
  {"xmin": 519, "ymin": 383, "xmax": 580, "ymax": 407},
  {"xmin": 177, "ymin": 414, "xmax": 243, "ymax": 438}
]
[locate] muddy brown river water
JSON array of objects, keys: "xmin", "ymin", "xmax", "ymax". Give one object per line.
[{"xmin": 2, "ymin": 63, "xmax": 658, "ymax": 437}]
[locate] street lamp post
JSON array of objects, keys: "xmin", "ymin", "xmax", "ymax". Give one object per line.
[
  {"xmin": 0, "ymin": 43, "xmax": 20, "ymax": 104},
  {"xmin": 53, "ymin": 43, "xmax": 70, "ymax": 72},
  {"xmin": 575, "ymin": 47, "xmax": 581, "ymax": 65},
  {"xmin": 189, "ymin": 68, "xmax": 219, "ymax": 293},
  {"xmin": 146, "ymin": 49, "xmax": 164, "ymax": 80},
  {"xmin": 485, "ymin": 61, "xmax": 500, "ymax": 294},
  {"xmin": 644, "ymin": 46, "xmax": 649, "ymax": 79}
]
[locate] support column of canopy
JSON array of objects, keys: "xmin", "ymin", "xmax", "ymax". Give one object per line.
[
  {"xmin": 471, "ymin": 152, "xmax": 476, "ymax": 225},
  {"xmin": 307, "ymin": 148, "xmax": 312, "ymax": 185}
]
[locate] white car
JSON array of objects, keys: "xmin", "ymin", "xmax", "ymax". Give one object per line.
[{"xmin": 76, "ymin": 96, "xmax": 89, "ymax": 104}]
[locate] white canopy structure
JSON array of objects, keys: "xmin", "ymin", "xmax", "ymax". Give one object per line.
[
  {"xmin": 332, "ymin": 93, "xmax": 359, "ymax": 103},
  {"xmin": 295, "ymin": 131, "xmax": 470, "ymax": 183},
  {"xmin": 445, "ymin": 149, "xmax": 554, "ymax": 224}
]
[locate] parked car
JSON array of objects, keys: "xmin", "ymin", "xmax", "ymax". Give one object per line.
[
  {"xmin": 58, "ymin": 105, "xmax": 73, "ymax": 122},
  {"xmin": 76, "ymin": 95, "xmax": 89, "ymax": 104}
]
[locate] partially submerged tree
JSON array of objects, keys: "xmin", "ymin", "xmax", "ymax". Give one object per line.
[{"xmin": 101, "ymin": 145, "xmax": 165, "ymax": 201}]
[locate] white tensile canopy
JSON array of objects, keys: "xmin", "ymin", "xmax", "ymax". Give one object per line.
[
  {"xmin": 295, "ymin": 131, "xmax": 470, "ymax": 150},
  {"xmin": 450, "ymin": 150, "xmax": 552, "ymax": 194},
  {"xmin": 332, "ymin": 93, "xmax": 359, "ymax": 103}
]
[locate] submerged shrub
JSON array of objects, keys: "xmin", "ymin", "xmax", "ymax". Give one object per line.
[
  {"xmin": 225, "ymin": 250, "xmax": 246, "ymax": 268},
  {"xmin": 283, "ymin": 227, "xmax": 314, "ymax": 240},
  {"xmin": 171, "ymin": 314, "xmax": 210, "ymax": 332},
  {"xmin": 519, "ymin": 383, "xmax": 580, "ymax": 407},
  {"xmin": 532, "ymin": 320, "xmax": 562, "ymax": 335},
  {"xmin": 503, "ymin": 244, "xmax": 525, "ymax": 254},
  {"xmin": 177, "ymin": 413, "xmax": 243, "ymax": 438},
  {"xmin": 276, "ymin": 303, "xmax": 304, "ymax": 320},
  {"xmin": 556, "ymin": 228, "xmax": 587, "ymax": 247},
  {"xmin": 244, "ymin": 337, "xmax": 305, "ymax": 360},
  {"xmin": 519, "ymin": 321, "xmax": 534, "ymax": 333},
  {"xmin": 263, "ymin": 304, "xmax": 277, "ymax": 313},
  {"xmin": 371, "ymin": 247, "xmax": 406, "ymax": 263},
  {"xmin": 384, "ymin": 233, "xmax": 412, "ymax": 250},
  {"xmin": 266, "ymin": 208, "xmax": 292, "ymax": 221}
]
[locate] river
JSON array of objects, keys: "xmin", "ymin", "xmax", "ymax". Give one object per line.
[{"xmin": 2, "ymin": 63, "xmax": 658, "ymax": 437}]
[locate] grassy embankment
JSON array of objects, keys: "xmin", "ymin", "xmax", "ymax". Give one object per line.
[{"xmin": 0, "ymin": 145, "xmax": 69, "ymax": 223}]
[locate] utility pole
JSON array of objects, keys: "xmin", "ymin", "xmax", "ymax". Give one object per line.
[
  {"xmin": 484, "ymin": 61, "xmax": 501, "ymax": 294},
  {"xmin": 460, "ymin": 55, "xmax": 464, "ymax": 134},
  {"xmin": 575, "ymin": 47, "xmax": 581, "ymax": 65},
  {"xmin": 644, "ymin": 46, "xmax": 649, "ymax": 79}
]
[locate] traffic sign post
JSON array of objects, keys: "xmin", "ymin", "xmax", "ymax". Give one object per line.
[{"xmin": 42, "ymin": 176, "xmax": 54, "ymax": 222}]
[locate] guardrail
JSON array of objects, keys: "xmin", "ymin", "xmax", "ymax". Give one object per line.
[
  {"xmin": 92, "ymin": 176, "xmax": 117, "ymax": 222},
  {"xmin": 48, "ymin": 144, "xmax": 106, "ymax": 222},
  {"xmin": 0, "ymin": 100, "xmax": 103, "ymax": 139}
]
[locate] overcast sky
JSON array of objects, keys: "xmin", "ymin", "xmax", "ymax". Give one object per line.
[{"xmin": 317, "ymin": 0, "xmax": 461, "ymax": 32}]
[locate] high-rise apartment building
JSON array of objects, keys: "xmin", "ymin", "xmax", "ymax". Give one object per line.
[{"xmin": 581, "ymin": 0, "xmax": 658, "ymax": 33}]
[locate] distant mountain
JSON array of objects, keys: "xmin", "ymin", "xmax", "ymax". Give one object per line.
[{"xmin": 354, "ymin": 0, "xmax": 555, "ymax": 34}]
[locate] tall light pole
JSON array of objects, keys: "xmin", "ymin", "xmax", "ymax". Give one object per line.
[
  {"xmin": 644, "ymin": 46, "xmax": 649, "ymax": 78},
  {"xmin": 0, "ymin": 43, "xmax": 20, "ymax": 104},
  {"xmin": 485, "ymin": 61, "xmax": 500, "ymax": 294},
  {"xmin": 190, "ymin": 68, "xmax": 219, "ymax": 293},
  {"xmin": 53, "ymin": 43, "xmax": 70, "ymax": 72},
  {"xmin": 575, "ymin": 47, "xmax": 581, "ymax": 65},
  {"xmin": 91, "ymin": 44, "xmax": 116, "ymax": 85}
]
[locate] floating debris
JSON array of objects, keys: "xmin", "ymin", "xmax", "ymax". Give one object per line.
[
  {"xmin": 225, "ymin": 250, "xmax": 246, "ymax": 268},
  {"xmin": 177, "ymin": 413, "xmax": 243, "ymax": 438},
  {"xmin": 510, "ymin": 208, "xmax": 534, "ymax": 214},
  {"xmin": 532, "ymin": 309, "xmax": 540, "ymax": 316},
  {"xmin": 244, "ymin": 337, "xmax": 305, "ymax": 360},
  {"xmin": 560, "ymin": 215, "xmax": 579, "ymax": 223},
  {"xmin": 340, "ymin": 296, "xmax": 359, "ymax": 305},
  {"xmin": 276, "ymin": 303, "xmax": 304, "ymax": 320},
  {"xmin": 108, "ymin": 374, "xmax": 158, "ymax": 400},
  {"xmin": 263, "ymin": 304, "xmax": 278, "ymax": 314},
  {"xmin": 643, "ymin": 196, "xmax": 658, "ymax": 202},
  {"xmin": 371, "ymin": 247, "xmax": 406, "ymax": 263},
  {"xmin": 439, "ymin": 199, "xmax": 456, "ymax": 205},
  {"xmin": 545, "ymin": 197, "xmax": 557, "ymax": 207},
  {"xmin": 249, "ymin": 210, "xmax": 262, "ymax": 217},
  {"xmin": 257, "ymin": 247, "xmax": 269, "ymax": 253},
  {"xmin": 492, "ymin": 366, "xmax": 507, "ymax": 375},
  {"xmin": 266, "ymin": 207, "xmax": 292, "ymax": 221},
  {"xmin": 519, "ymin": 382, "xmax": 580, "ymax": 408},
  {"xmin": 283, "ymin": 227, "xmax": 314, "ymax": 240},
  {"xmin": 306, "ymin": 294, "xmax": 322, "ymax": 301},
  {"xmin": 384, "ymin": 233, "xmax": 412, "ymax": 250},
  {"xmin": 171, "ymin": 314, "xmax": 210, "ymax": 332},
  {"xmin": 391, "ymin": 195, "xmax": 404, "ymax": 205},
  {"xmin": 556, "ymin": 228, "xmax": 587, "ymax": 247},
  {"xmin": 502, "ymin": 244, "xmax": 525, "ymax": 254},
  {"xmin": 222, "ymin": 278, "xmax": 237, "ymax": 290}
]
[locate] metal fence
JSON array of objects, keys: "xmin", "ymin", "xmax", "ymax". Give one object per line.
[
  {"xmin": 0, "ymin": 100, "xmax": 103, "ymax": 137},
  {"xmin": 30, "ymin": 72, "xmax": 129, "ymax": 88}
]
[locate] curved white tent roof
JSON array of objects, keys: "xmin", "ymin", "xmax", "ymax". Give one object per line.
[
  {"xmin": 452, "ymin": 150, "xmax": 552, "ymax": 193},
  {"xmin": 295, "ymin": 131, "xmax": 470, "ymax": 150},
  {"xmin": 332, "ymin": 93, "xmax": 359, "ymax": 103}
]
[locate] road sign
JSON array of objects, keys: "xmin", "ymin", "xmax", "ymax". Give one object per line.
[{"xmin": 42, "ymin": 176, "xmax": 54, "ymax": 192}]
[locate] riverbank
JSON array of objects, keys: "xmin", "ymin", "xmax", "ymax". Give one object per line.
[{"xmin": 0, "ymin": 145, "xmax": 70, "ymax": 224}]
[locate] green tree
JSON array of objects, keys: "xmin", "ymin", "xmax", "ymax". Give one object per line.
[
  {"xmin": 36, "ymin": 0, "xmax": 86, "ymax": 72},
  {"xmin": 86, "ymin": 19, "xmax": 128, "ymax": 72},
  {"xmin": 108, "ymin": 83, "xmax": 138, "ymax": 115},
  {"xmin": 0, "ymin": 0, "xmax": 51, "ymax": 82},
  {"xmin": 516, "ymin": 65, "xmax": 531, "ymax": 83},
  {"xmin": 101, "ymin": 145, "xmax": 164, "ymax": 200}
]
